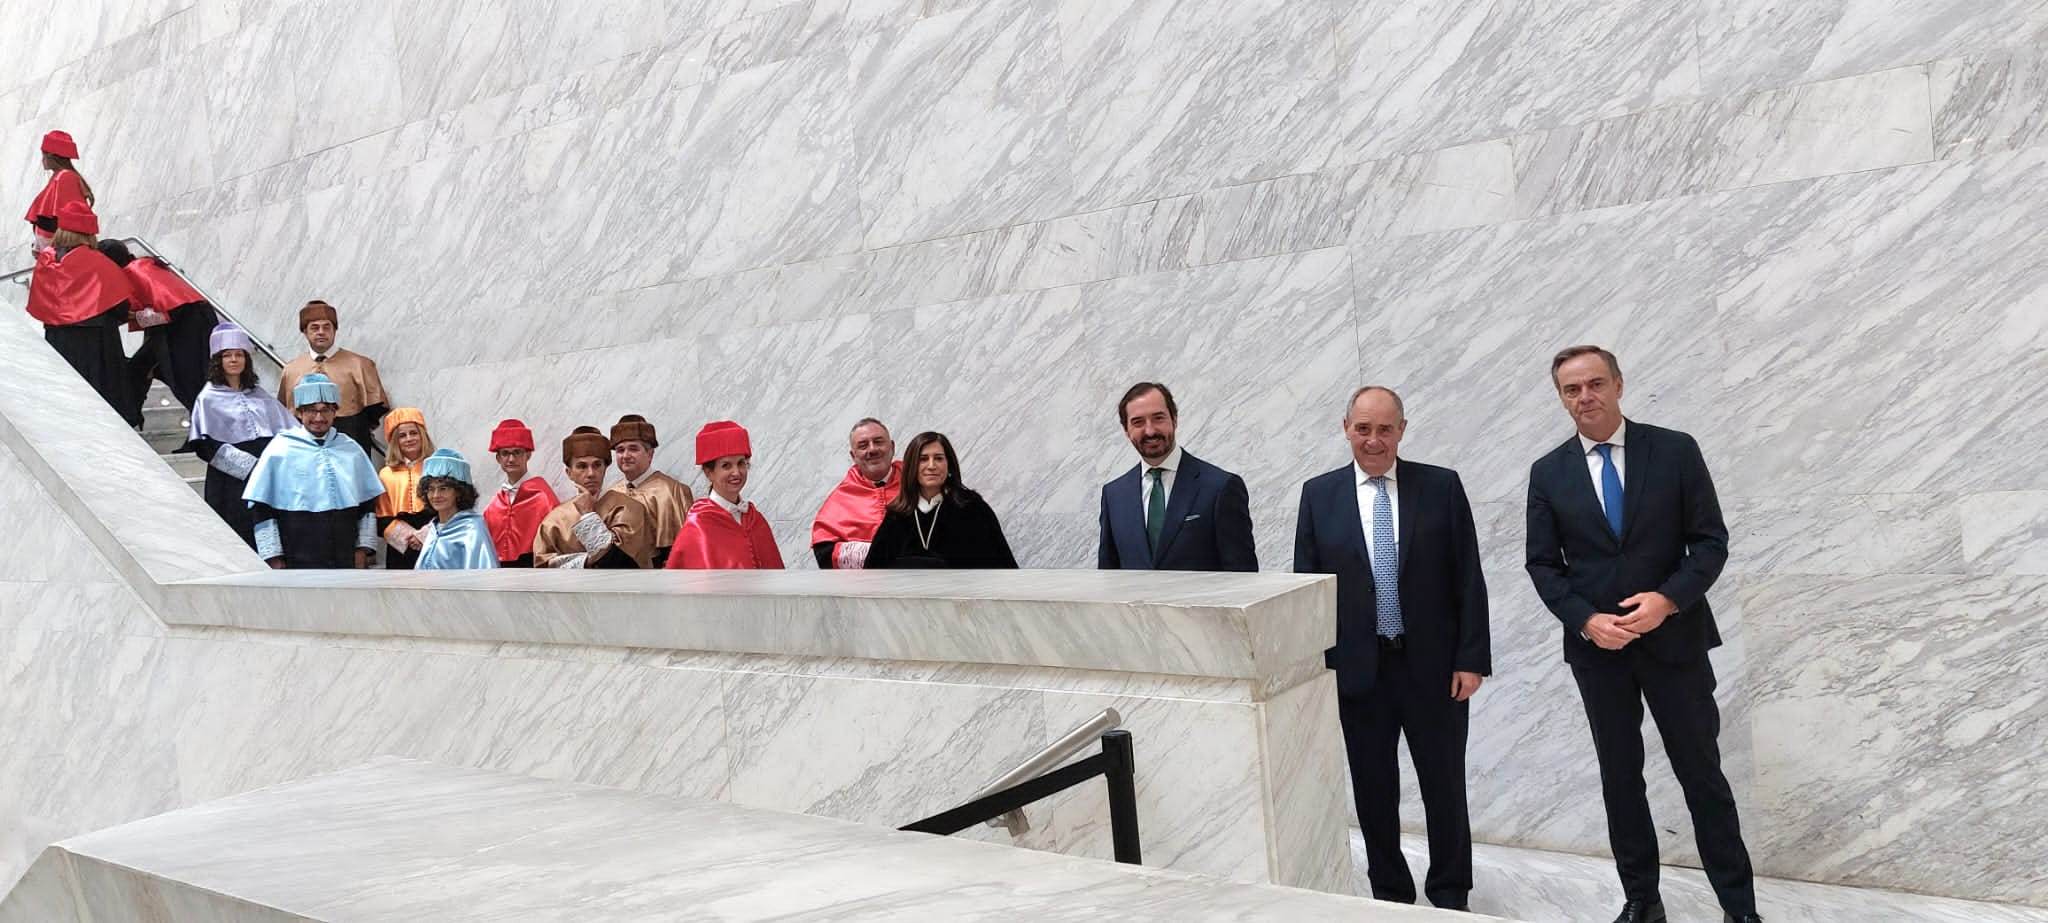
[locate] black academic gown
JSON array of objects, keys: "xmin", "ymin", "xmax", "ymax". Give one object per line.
[
  {"xmin": 867, "ymin": 490, "xmax": 1019, "ymax": 569},
  {"xmin": 251, "ymin": 501, "xmax": 375, "ymax": 569},
  {"xmin": 184, "ymin": 433, "xmax": 273, "ymax": 549}
]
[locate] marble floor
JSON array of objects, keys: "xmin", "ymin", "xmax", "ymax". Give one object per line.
[{"xmin": 1357, "ymin": 831, "xmax": 2048, "ymax": 923}]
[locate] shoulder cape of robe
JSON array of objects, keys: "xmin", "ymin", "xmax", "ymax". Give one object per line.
[
  {"xmin": 120, "ymin": 258, "xmax": 205, "ymax": 323},
  {"xmin": 417, "ymin": 510, "xmax": 500, "ymax": 570},
  {"xmin": 667, "ymin": 497, "xmax": 785, "ymax": 570},
  {"xmin": 23, "ymin": 170, "xmax": 85, "ymax": 235},
  {"xmin": 533, "ymin": 493, "xmax": 654, "ymax": 568},
  {"xmin": 27, "ymin": 246, "xmax": 133, "ymax": 326},
  {"xmin": 277, "ymin": 348, "xmax": 388, "ymax": 418},
  {"xmin": 484, "ymin": 476, "xmax": 558, "ymax": 564},
  {"xmin": 377, "ymin": 461, "xmax": 426, "ymax": 518},
  {"xmin": 190, "ymin": 383, "xmax": 294, "ymax": 444},
  {"xmin": 810, "ymin": 461, "xmax": 901, "ymax": 548},
  {"xmin": 606, "ymin": 469, "xmax": 695, "ymax": 553},
  {"xmin": 243, "ymin": 427, "xmax": 386, "ymax": 512}
]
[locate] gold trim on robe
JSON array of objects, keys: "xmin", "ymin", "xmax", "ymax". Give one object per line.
[{"xmin": 532, "ymin": 492, "xmax": 654, "ymax": 569}]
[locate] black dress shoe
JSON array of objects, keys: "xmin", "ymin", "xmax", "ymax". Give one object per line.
[
  {"xmin": 1724, "ymin": 915, "xmax": 1763, "ymax": 923},
  {"xmin": 1613, "ymin": 900, "xmax": 1666, "ymax": 923}
]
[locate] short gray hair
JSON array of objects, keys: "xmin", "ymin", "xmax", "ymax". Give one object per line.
[{"xmin": 1345, "ymin": 385, "xmax": 1405, "ymax": 419}]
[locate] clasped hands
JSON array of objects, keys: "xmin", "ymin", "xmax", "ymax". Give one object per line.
[{"xmin": 1583, "ymin": 591, "xmax": 1676, "ymax": 651}]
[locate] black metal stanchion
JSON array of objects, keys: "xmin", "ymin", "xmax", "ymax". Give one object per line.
[{"xmin": 1101, "ymin": 729, "xmax": 1141, "ymax": 865}]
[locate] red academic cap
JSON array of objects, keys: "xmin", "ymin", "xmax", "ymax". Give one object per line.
[
  {"xmin": 55, "ymin": 200, "xmax": 98, "ymax": 235},
  {"xmin": 489, "ymin": 419, "xmax": 536, "ymax": 452},
  {"xmin": 695, "ymin": 421, "xmax": 751, "ymax": 465},
  {"xmin": 42, "ymin": 130, "xmax": 78, "ymax": 160}
]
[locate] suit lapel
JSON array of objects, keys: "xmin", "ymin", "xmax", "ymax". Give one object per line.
[
  {"xmin": 1153, "ymin": 456, "xmax": 1202, "ymax": 562},
  {"xmin": 1395, "ymin": 460, "xmax": 1415, "ymax": 573},
  {"xmin": 1556, "ymin": 437, "xmax": 1619, "ymax": 550},
  {"xmin": 1334, "ymin": 466, "xmax": 1374, "ymax": 583},
  {"xmin": 1113, "ymin": 466, "xmax": 1154, "ymax": 569}
]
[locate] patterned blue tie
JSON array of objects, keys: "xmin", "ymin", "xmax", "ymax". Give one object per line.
[
  {"xmin": 1370, "ymin": 476, "xmax": 1402, "ymax": 636},
  {"xmin": 1596, "ymin": 443, "xmax": 1624, "ymax": 537}
]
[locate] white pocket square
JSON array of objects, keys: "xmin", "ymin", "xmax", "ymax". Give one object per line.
[{"xmin": 1183, "ymin": 514, "xmax": 1202, "ymax": 522}]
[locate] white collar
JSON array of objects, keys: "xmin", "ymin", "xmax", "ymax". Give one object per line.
[
  {"xmin": 917, "ymin": 492, "xmax": 943, "ymax": 513},
  {"xmin": 625, "ymin": 468, "xmax": 659, "ymax": 489},
  {"xmin": 305, "ymin": 342, "xmax": 346, "ymax": 362},
  {"xmin": 1143, "ymin": 445, "xmax": 1184, "ymax": 475},
  {"xmin": 1353, "ymin": 460, "xmax": 1398, "ymax": 485},
  {"xmin": 711, "ymin": 492, "xmax": 750, "ymax": 517},
  {"xmin": 1578, "ymin": 418, "xmax": 1629, "ymax": 456}
]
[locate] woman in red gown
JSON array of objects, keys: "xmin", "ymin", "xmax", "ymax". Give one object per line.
[{"xmin": 665, "ymin": 421, "xmax": 784, "ymax": 570}]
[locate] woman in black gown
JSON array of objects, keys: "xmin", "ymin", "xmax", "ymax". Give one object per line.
[
  {"xmin": 182, "ymin": 324, "xmax": 294, "ymax": 548},
  {"xmin": 867, "ymin": 431, "xmax": 1018, "ymax": 569}
]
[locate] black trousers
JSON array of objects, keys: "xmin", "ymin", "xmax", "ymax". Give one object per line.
[
  {"xmin": 45, "ymin": 308, "xmax": 142, "ymax": 427},
  {"xmin": 1338, "ymin": 646, "xmax": 1472, "ymax": 908},
  {"xmin": 125, "ymin": 302, "xmax": 219, "ymax": 412},
  {"xmin": 1572, "ymin": 653, "xmax": 1756, "ymax": 916}
]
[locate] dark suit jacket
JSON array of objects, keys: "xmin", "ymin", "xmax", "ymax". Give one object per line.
[
  {"xmin": 1098, "ymin": 450, "xmax": 1257, "ymax": 572},
  {"xmin": 1294, "ymin": 459, "xmax": 1490, "ymax": 698},
  {"xmin": 1524, "ymin": 420, "xmax": 1728, "ymax": 668}
]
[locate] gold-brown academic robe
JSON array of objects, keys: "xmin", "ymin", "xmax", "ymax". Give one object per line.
[
  {"xmin": 278, "ymin": 348, "xmax": 390, "ymax": 450},
  {"xmin": 532, "ymin": 492, "xmax": 654, "ymax": 569},
  {"xmin": 605, "ymin": 470, "xmax": 695, "ymax": 567}
]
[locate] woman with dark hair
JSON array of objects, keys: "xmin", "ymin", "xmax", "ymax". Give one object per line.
[
  {"xmin": 416, "ymin": 449, "xmax": 498, "ymax": 570},
  {"xmin": 866, "ymin": 432, "xmax": 1018, "ymax": 569},
  {"xmin": 182, "ymin": 323, "xmax": 294, "ymax": 548},
  {"xmin": 25, "ymin": 200, "xmax": 141, "ymax": 428},
  {"xmin": 666, "ymin": 421, "xmax": 784, "ymax": 570},
  {"xmin": 23, "ymin": 131, "xmax": 93, "ymax": 251},
  {"xmin": 99, "ymin": 239, "xmax": 219, "ymax": 411}
]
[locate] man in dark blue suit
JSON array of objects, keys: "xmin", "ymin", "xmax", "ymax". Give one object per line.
[
  {"xmin": 1294, "ymin": 386, "xmax": 1489, "ymax": 912},
  {"xmin": 1098, "ymin": 382, "xmax": 1257, "ymax": 572},
  {"xmin": 1525, "ymin": 346, "xmax": 1760, "ymax": 923}
]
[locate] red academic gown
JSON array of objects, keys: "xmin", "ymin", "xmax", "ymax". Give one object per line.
[
  {"xmin": 23, "ymin": 170, "xmax": 86, "ymax": 239},
  {"xmin": 120, "ymin": 257, "xmax": 206, "ymax": 327},
  {"xmin": 483, "ymin": 476, "xmax": 560, "ymax": 566},
  {"xmin": 27, "ymin": 246, "xmax": 132, "ymax": 326},
  {"xmin": 666, "ymin": 497, "xmax": 785, "ymax": 570},
  {"xmin": 810, "ymin": 461, "xmax": 901, "ymax": 567}
]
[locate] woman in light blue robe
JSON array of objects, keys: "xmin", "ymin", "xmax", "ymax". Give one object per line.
[{"xmin": 416, "ymin": 449, "xmax": 499, "ymax": 570}]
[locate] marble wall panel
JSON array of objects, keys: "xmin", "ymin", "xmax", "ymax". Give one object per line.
[
  {"xmin": 67, "ymin": 852, "xmax": 316, "ymax": 923},
  {"xmin": 1960, "ymin": 492, "xmax": 2048, "ymax": 575},
  {"xmin": 1344, "ymin": 140, "xmax": 1518, "ymax": 244},
  {"xmin": 850, "ymin": 0, "xmax": 1074, "ymax": 248},
  {"xmin": 0, "ymin": 852, "xmax": 81, "ymax": 923},
  {"xmin": 1698, "ymin": 0, "xmax": 2048, "ymax": 95},
  {"xmin": 0, "ymin": 446, "xmax": 121, "ymax": 587},
  {"xmin": 1258, "ymin": 673, "xmax": 1352, "ymax": 894},
  {"xmin": 1333, "ymin": 0, "xmax": 1700, "ymax": 165},
  {"xmin": 1059, "ymin": 0, "xmax": 1340, "ymax": 210},
  {"xmin": 1932, "ymin": 43, "xmax": 2048, "ymax": 160},
  {"xmin": 1744, "ymin": 574, "xmax": 2048, "ymax": 904}
]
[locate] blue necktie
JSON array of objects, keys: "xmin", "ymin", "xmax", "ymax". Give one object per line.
[
  {"xmin": 1370, "ymin": 476, "xmax": 1402, "ymax": 637},
  {"xmin": 1596, "ymin": 443, "xmax": 1624, "ymax": 537}
]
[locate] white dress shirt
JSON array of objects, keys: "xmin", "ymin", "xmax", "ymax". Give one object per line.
[
  {"xmin": 1139, "ymin": 446, "xmax": 1184, "ymax": 514},
  {"xmin": 1353, "ymin": 461, "xmax": 1400, "ymax": 562},
  {"xmin": 710, "ymin": 491, "xmax": 751, "ymax": 524},
  {"xmin": 1578, "ymin": 419, "xmax": 1628, "ymax": 507}
]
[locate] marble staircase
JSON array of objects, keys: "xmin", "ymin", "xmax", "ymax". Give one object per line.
[{"xmin": 139, "ymin": 381, "xmax": 205, "ymax": 494}]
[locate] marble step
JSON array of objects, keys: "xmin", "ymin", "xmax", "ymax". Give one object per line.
[{"xmin": 1367, "ymin": 830, "xmax": 2048, "ymax": 923}]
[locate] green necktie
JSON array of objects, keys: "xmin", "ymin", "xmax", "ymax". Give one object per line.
[{"xmin": 1145, "ymin": 468, "xmax": 1166, "ymax": 551}]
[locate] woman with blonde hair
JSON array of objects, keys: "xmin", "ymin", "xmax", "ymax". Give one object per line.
[{"xmin": 375, "ymin": 407, "xmax": 437, "ymax": 569}]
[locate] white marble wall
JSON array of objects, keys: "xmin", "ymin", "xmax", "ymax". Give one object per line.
[{"xmin": 5, "ymin": 0, "xmax": 2047, "ymax": 906}]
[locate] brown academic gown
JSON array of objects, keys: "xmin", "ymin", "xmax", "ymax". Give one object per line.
[
  {"xmin": 532, "ymin": 492, "xmax": 655, "ymax": 569},
  {"xmin": 605, "ymin": 470, "xmax": 695, "ymax": 568},
  {"xmin": 278, "ymin": 349, "xmax": 389, "ymax": 451}
]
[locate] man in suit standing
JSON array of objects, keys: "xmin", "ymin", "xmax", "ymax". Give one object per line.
[
  {"xmin": 1525, "ymin": 346, "xmax": 1760, "ymax": 923},
  {"xmin": 1098, "ymin": 382, "xmax": 1257, "ymax": 572},
  {"xmin": 1295, "ymin": 386, "xmax": 1489, "ymax": 912}
]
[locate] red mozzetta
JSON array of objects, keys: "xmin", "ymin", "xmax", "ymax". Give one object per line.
[{"xmin": 27, "ymin": 246, "xmax": 133, "ymax": 326}]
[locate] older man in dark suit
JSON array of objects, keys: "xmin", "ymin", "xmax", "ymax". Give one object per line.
[
  {"xmin": 1525, "ymin": 345, "xmax": 1760, "ymax": 923},
  {"xmin": 1098, "ymin": 382, "xmax": 1257, "ymax": 572},
  {"xmin": 1295, "ymin": 385, "xmax": 1489, "ymax": 912}
]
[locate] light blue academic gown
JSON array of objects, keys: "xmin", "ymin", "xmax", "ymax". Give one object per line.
[{"xmin": 415, "ymin": 510, "xmax": 500, "ymax": 570}]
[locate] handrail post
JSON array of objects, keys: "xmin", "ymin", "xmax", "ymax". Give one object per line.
[{"xmin": 1101, "ymin": 729, "xmax": 1140, "ymax": 865}]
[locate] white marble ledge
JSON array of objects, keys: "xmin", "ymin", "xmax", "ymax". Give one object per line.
[
  {"xmin": 19, "ymin": 758, "xmax": 1508, "ymax": 922},
  {"xmin": 161, "ymin": 569, "xmax": 1334, "ymax": 693}
]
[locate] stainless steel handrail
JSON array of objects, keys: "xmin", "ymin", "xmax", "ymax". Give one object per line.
[
  {"xmin": 3, "ymin": 237, "xmax": 290, "ymax": 371},
  {"xmin": 974, "ymin": 707, "xmax": 1123, "ymax": 836}
]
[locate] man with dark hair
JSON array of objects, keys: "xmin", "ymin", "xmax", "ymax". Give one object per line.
[
  {"xmin": 1295, "ymin": 385, "xmax": 1489, "ymax": 913},
  {"xmin": 243, "ymin": 373, "xmax": 386, "ymax": 569},
  {"xmin": 1097, "ymin": 382, "xmax": 1256, "ymax": 572},
  {"xmin": 276, "ymin": 301, "xmax": 390, "ymax": 453},
  {"xmin": 606, "ymin": 414, "xmax": 695, "ymax": 567},
  {"xmin": 1526, "ymin": 346, "xmax": 1760, "ymax": 923},
  {"xmin": 811, "ymin": 417, "xmax": 901, "ymax": 568},
  {"xmin": 534, "ymin": 427, "xmax": 653, "ymax": 569}
]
